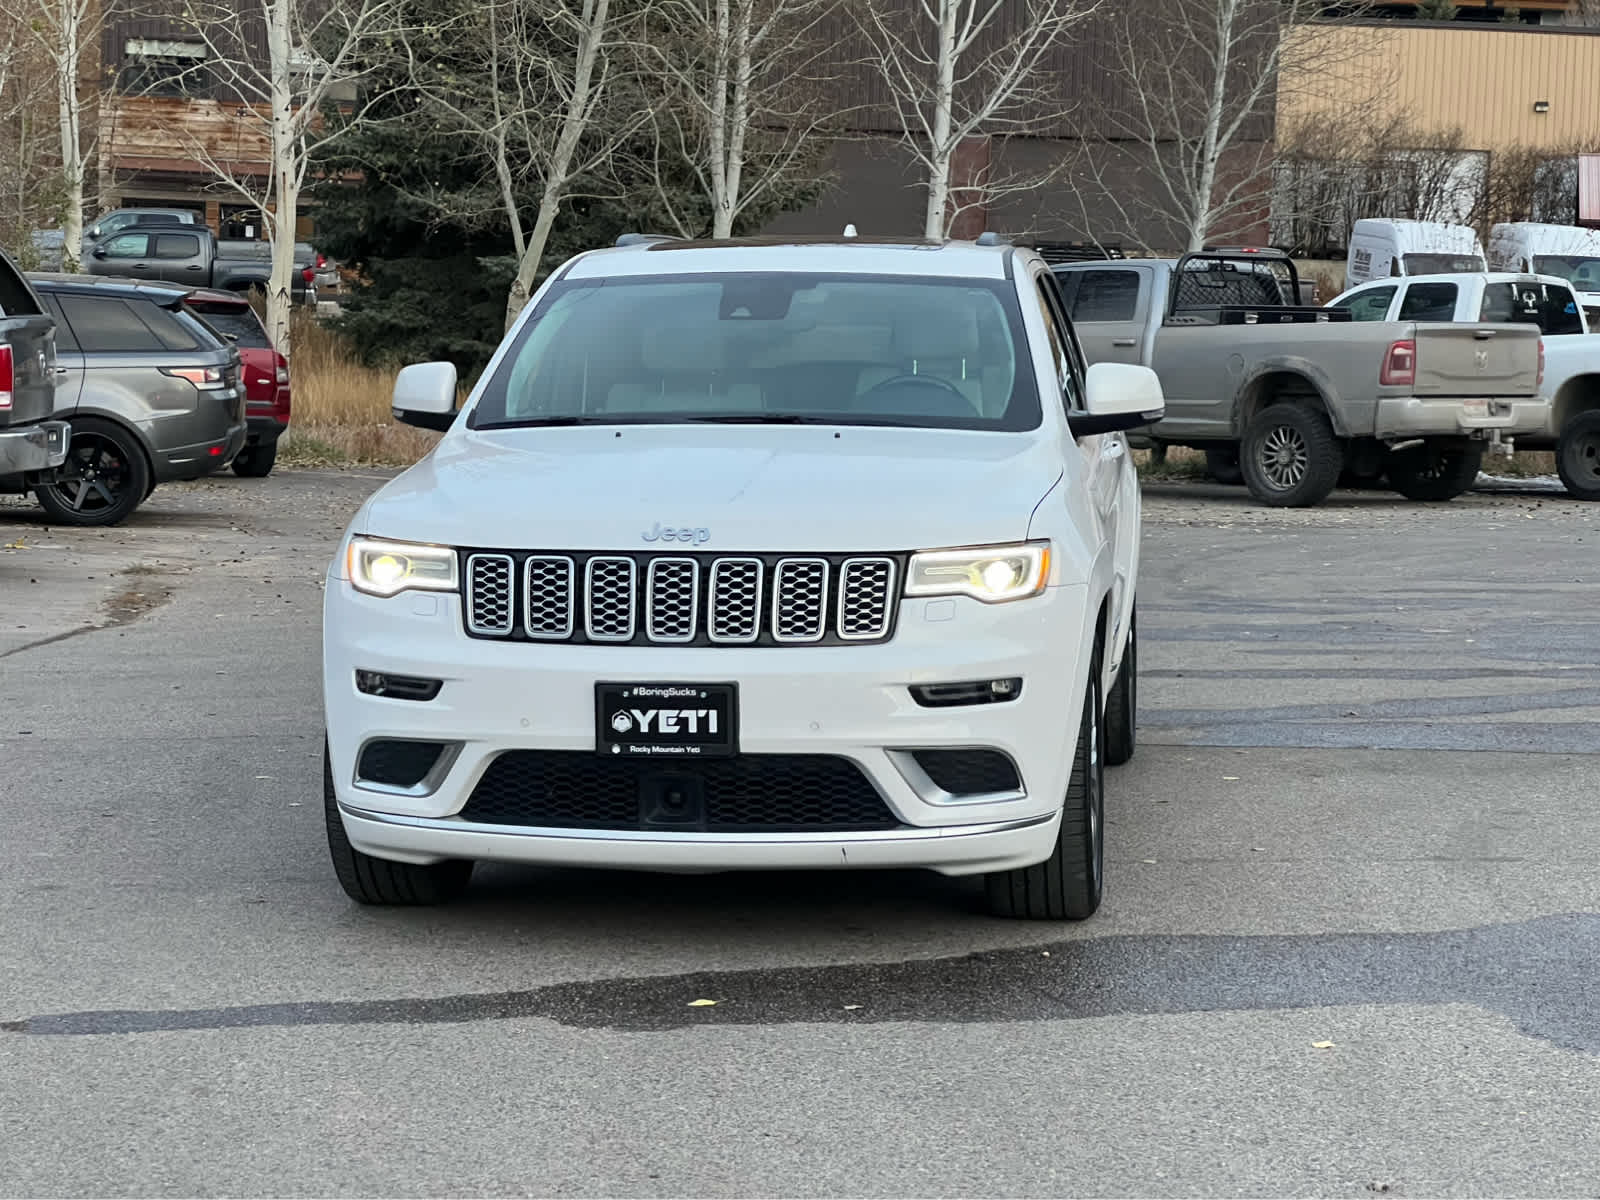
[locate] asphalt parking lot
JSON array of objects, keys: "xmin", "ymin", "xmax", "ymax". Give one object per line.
[{"xmin": 2, "ymin": 471, "xmax": 1598, "ymax": 1197}]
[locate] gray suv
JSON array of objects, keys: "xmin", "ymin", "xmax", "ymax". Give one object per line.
[{"xmin": 12, "ymin": 275, "xmax": 247, "ymax": 525}]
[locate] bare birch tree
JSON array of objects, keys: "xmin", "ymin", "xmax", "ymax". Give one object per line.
[
  {"xmin": 141, "ymin": 0, "xmax": 407, "ymax": 358},
  {"xmin": 0, "ymin": 0, "xmax": 103, "ymax": 269},
  {"xmin": 1074, "ymin": 0, "xmax": 1389, "ymax": 252},
  {"xmin": 639, "ymin": 0, "xmax": 839, "ymax": 239},
  {"xmin": 0, "ymin": 21, "xmax": 67, "ymax": 260},
  {"xmin": 394, "ymin": 0, "xmax": 650, "ymax": 327},
  {"xmin": 855, "ymin": 0, "xmax": 1094, "ymax": 239}
]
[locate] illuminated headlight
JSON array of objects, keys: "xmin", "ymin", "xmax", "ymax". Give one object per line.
[
  {"xmin": 347, "ymin": 536, "xmax": 459, "ymax": 597},
  {"xmin": 905, "ymin": 542, "xmax": 1051, "ymax": 603}
]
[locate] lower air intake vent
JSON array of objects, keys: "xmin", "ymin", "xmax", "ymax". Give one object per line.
[
  {"xmin": 357, "ymin": 740, "xmax": 449, "ymax": 788},
  {"xmin": 912, "ymin": 749, "xmax": 1021, "ymax": 795},
  {"xmin": 459, "ymin": 752, "xmax": 898, "ymax": 831}
]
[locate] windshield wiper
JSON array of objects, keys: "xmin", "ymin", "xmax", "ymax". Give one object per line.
[{"xmin": 473, "ymin": 415, "xmax": 615, "ymax": 429}]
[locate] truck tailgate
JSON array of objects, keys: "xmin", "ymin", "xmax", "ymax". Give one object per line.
[
  {"xmin": 0, "ymin": 314, "xmax": 58, "ymax": 429},
  {"xmin": 1412, "ymin": 322, "xmax": 1539, "ymax": 397}
]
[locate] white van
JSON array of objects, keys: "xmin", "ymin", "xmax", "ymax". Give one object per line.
[
  {"xmin": 1488, "ymin": 222, "xmax": 1600, "ymax": 325},
  {"xmin": 1344, "ymin": 219, "xmax": 1486, "ymax": 287}
]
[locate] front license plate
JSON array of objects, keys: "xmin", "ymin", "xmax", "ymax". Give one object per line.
[{"xmin": 596, "ymin": 683, "xmax": 738, "ymax": 758}]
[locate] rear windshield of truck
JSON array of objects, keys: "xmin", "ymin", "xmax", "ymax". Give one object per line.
[
  {"xmin": 188, "ymin": 303, "xmax": 271, "ymax": 349},
  {"xmin": 472, "ymin": 273, "xmax": 1040, "ymax": 432},
  {"xmin": 0, "ymin": 256, "xmax": 42, "ymax": 316},
  {"xmin": 1403, "ymin": 253, "xmax": 1486, "ymax": 274},
  {"xmin": 1478, "ymin": 281, "xmax": 1584, "ymax": 336},
  {"xmin": 1531, "ymin": 256, "xmax": 1600, "ymax": 292}
]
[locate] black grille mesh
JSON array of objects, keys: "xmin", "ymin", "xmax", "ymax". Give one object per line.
[
  {"xmin": 459, "ymin": 752, "xmax": 898, "ymax": 831},
  {"xmin": 913, "ymin": 749, "xmax": 1022, "ymax": 795},
  {"xmin": 357, "ymin": 740, "xmax": 447, "ymax": 788}
]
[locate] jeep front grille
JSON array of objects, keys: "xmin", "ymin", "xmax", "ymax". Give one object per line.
[{"xmin": 462, "ymin": 551, "xmax": 901, "ymax": 647}]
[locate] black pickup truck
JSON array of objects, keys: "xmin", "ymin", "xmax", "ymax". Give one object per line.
[{"xmin": 0, "ymin": 248, "xmax": 68, "ymax": 479}]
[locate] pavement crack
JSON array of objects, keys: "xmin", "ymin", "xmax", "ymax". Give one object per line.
[{"xmin": 6, "ymin": 914, "xmax": 1598, "ymax": 1053}]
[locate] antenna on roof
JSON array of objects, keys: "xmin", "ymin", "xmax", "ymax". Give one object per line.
[{"xmin": 842, "ymin": 223, "xmax": 858, "ymax": 238}]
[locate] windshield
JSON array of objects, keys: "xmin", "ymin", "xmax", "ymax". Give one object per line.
[
  {"xmin": 470, "ymin": 273, "xmax": 1039, "ymax": 432},
  {"xmin": 1403, "ymin": 253, "xmax": 1486, "ymax": 274},
  {"xmin": 1532, "ymin": 255, "xmax": 1600, "ymax": 292}
]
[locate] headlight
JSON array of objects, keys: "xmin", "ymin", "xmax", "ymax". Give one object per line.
[
  {"xmin": 905, "ymin": 542, "xmax": 1051, "ymax": 604},
  {"xmin": 347, "ymin": 536, "xmax": 459, "ymax": 597}
]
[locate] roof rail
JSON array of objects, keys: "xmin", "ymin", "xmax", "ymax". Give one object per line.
[
  {"xmin": 614, "ymin": 232, "xmax": 681, "ymax": 247},
  {"xmin": 1029, "ymin": 240, "xmax": 1125, "ymax": 263}
]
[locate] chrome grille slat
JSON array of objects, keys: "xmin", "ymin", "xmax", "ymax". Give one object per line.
[
  {"xmin": 772, "ymin": 558, "xmax": 829, "ymax": 643},
  {"xmin": 466, "ymin": 553, "xmax": 514, "ymax": 635},
  {"xmin": 838, "ymin": 557, "xmax": 896, "ymax": 640},
  {"xmin": 708, "ymin": 557, "xmax": 763, "ymax": 644},
  {"xmin": 524, "ymin": 555, "xmax": 575, "ymax": 639},
  {"xmin": 646, "ymin": 557, "xmax": 699, "ymax": 643},
  {"xmin": 585, "ymin": 556, "xmax": 637, "ymax": 641},
  {"xmin": 461, "ymin": 552, "xmax": 896, "ymax": 645}
]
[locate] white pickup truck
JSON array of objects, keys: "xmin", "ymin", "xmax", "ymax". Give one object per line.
[
  {"xmin": 1329, "ymin": 272, "xmax": 1600, "ymax": 499},
  {"xmin": 321, "ymin": 233, "xmax": 1164, "ymax": 921}
]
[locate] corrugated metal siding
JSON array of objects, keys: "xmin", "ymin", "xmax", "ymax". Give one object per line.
[{"xmin": 1282, "ymin": 22, "xmax": 1600, "ymax": 151}]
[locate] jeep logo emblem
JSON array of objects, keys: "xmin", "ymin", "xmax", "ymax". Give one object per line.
[{"xmin": 642, "ymin": 523, "xmax": 710, "ymax": 545}]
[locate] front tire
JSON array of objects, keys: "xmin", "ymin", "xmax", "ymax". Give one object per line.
[
  {"xmin": 1104, "ymin": 607, "xmax": 1136, "ymax": 767},
  {"xmin": 1386, "ymin": 441, "xmax": 1483, "ymax": 502},
  {"xmin": 232, "ymin": 440, "xmax": 278, "ymax": 478},
  {"xmin": 1240, "ymin": 404, "xmax": 1342, "ymax": 508},
  {"xmin": 324, "ymin": 746, "xmax": 473, "ymax": 905},
  {"xmin": 985, "ymin": 653, "xmax": 1104, "ymax": 920},
  {"xmin": 1556, "ymin": 411, "xmax": 1600, "ymax": 501},
  {"xmin": 34, "ymin": 417, "xmax": 151, "ymax": 526}
]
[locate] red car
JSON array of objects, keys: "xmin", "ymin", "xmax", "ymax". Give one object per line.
[{"xmin": 182, "ymin": 289, "xmax": 289, "ymax": 477}]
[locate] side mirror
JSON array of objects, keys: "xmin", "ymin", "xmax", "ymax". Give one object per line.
[
  {"xmin": 1074, "ymin": 362, "xmax": 1165, "ymax": 437},
  {"xmin": 392, "ymin": 361, "xmax": 458, "ymax": 432},
  {"xmin": 91, "ymin": 247, "xmax": 107, "ymax": 259},
  {"xmin": 88, "ymin": 226, "xmax": 100, "ymax": 240}
]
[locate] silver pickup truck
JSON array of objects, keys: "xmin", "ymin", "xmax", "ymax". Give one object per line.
[
  {"xmin": 0, "ymin": 248, "xmax": 68, "ymax": 478},
  {"xmin": 1052, "ymin": 249, "xmax": 1547, "ymax": 506}
]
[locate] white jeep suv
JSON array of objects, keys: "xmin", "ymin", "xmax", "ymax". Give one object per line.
[{"xmin": 322, "ymin": 234, "xmax": 1163, "ymax": 919}]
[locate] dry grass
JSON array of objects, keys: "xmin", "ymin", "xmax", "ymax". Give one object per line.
[{"xmin": 280, "ymin": 315, "xmax": 442, "ymax": 467}]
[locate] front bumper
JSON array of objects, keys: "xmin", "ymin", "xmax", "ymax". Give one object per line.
[
  {"xmin": 323, "ymin": 581, "xmax": 1092, "ymax": 877},
  {"xmin": 1375, "ymin": 395, "xmax": 1548, "ymax": 439},
  {"xmin": 0, "ymin": 420, "xmax": 69, "ymax": 475}
]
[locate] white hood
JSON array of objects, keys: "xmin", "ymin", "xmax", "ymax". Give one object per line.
[{"xmin": 361, "ymin": 425, "xmax": 1063, "ymax": 553}]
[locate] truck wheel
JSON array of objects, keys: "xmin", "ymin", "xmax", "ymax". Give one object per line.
[
  {"xmin": 1240, "ymin": 404, "xmax": 1341, "ymax": 508},
  {"xmin": 324, "ymin": 745, "xmax": 473, "ymax": 905},
  {"xmin": 34, "ymin": 418, "xmax": 150, "ymax": 527},
  {"xmin": 1204, "ymin": 448, "xmax": 1244, "ymax": 485},
  {"xmin": 985, "ymin": 650, "xmax": 1104, "ymax": 920},
  {"xmin": 232, "ymin": 440, "xmax": 277, "ymax": 478},
  {"xmin": 1104, "ymin": 606, "xmax": 1136, "ymax": 767},
  {"xmin": 1556, "ymin": 411, "xmax": 1600, "ymax": 501},
  {"xmin": 1387, "ymin": 442, "xmax": 1484, "ymax": 502}
]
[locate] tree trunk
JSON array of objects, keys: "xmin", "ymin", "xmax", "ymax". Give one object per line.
[
  {"xmin": 1189, "ymin": 0, "xmax": 1238, "ymax": 251},
  {"xmin": 716, "ymin": 0, "xmax": 754, "ymax": 240},
  {"xmin": 707, "ymin": 0, "xmax": 733, "ymax": 238},
  {"xmin": 54, "ymin": 0, "xmax": 84, "ymax": 271},
  {"xmin": 504, "ymin": 0, "xmax": 611, "ymax": 329},
  {"xmin": 923, "ymin": 0, "xmax": 959, "ymax": 239},
  {"xmin": 264, "ymin": 0, "xmax": 298, "ymax": 359}
]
